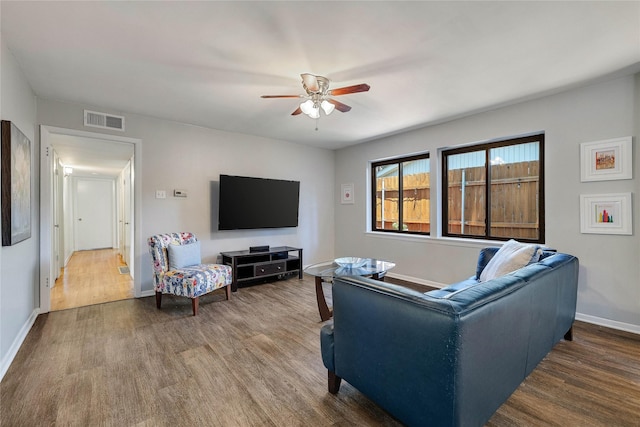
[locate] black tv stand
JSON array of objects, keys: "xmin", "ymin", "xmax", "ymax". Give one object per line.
[{"xmin": 220, "ymin": 246, "xmax": 303, "ymax": 292}]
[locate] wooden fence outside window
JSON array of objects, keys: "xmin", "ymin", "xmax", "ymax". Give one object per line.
[
  {"xmin": 375, "ymin": 160, "xmax": 539, "ymax": 239},
  {"xmin": 375, "ymin": 173, "xmax": 430, "ymax": 233}
]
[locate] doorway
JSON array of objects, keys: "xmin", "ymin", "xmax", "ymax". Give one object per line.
[{"xmin": 40, "ymin": 126, "xmax": 142, "ymax": 313}]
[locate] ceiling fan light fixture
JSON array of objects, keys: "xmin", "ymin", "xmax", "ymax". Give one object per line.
[
  {"xmin": 308, "ymin": 106, "xmax": 320, "ymax": 119},
  {"xmin": 321, "ymin": 100, "xmax": 335, "ymax": 115},
  {"xmin": 300, "ymin": 99, "xmax": 315, "ymax": 115},
  {"xmin": 300, "ymin": 99, "xmax": 321, "ymax": 118}
]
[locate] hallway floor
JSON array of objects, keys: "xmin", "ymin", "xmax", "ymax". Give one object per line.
[{"xmin": 51, "ymin": 248, "xmax": 134, "ymax": 311}]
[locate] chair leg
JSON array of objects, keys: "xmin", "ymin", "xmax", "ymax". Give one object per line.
[
  {"xmin": 155, "ymin": 292, "xmax": 162, "ymax": 309},
  {"xmin": 192, "ymin": 297, "xmax": 199, "ymax": 316},
  {"xmin": 225, "ymin": 284, "xmax": 231, "ymax": 300}
]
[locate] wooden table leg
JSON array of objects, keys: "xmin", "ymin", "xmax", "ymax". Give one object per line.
[{"xmin": 315, "ymin": 276, "xmax": 332, "ymax": 321}]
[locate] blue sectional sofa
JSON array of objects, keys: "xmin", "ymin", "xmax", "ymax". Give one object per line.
[{"xmin": 320, "ymin": 246, "xmax": 579, "ymax": 427}]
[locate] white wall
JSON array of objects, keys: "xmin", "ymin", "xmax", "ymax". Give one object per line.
[
  {"xmin": 334, "ymin": 74, "xmax": 640, "ymax": 332},
  {"xmin": 0, "ymin": 40, "xmax": 39, "ymax": 376},
  {"xmin": 36, "ymin": 98, "xmax": 336, "ymax": 294}
]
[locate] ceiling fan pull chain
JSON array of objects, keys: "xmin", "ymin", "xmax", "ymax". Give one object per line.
[{"xmin": 315, "ymin": 118, "xmax": 319, "ymax": 131}]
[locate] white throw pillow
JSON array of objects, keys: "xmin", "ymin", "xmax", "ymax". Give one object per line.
[
  {"xmin": 168, "ymin": 241, "xmax": 201, "ymax": 269},
  {"xmin": 479, "ymin": 239, "xmax": 539, "ymax": 282}
]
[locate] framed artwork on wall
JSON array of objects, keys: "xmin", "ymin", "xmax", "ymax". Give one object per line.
[
  {"xmin": 1, "ymin": 120, "xmax": 32, "ymax": 246},
  {"xmin": 580, "ymin": 136, "xmax": 632, "ymax": 182},
  {"xmin": 580, "ymin": 193, "xmax": 632, "ymax": 235},
  {"xmin": 341, "ymin": 183, "xmax": 354, "ymax": 204}
]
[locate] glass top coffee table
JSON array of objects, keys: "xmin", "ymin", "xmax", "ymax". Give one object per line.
[{"xmin": 304, "ymin": 258, "xmax": 396, "ymax": 321}]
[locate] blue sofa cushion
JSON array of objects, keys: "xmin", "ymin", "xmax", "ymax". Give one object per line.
[{"xmin": 425, "ymin": 278, "xmax": 478, "ymax": 299}]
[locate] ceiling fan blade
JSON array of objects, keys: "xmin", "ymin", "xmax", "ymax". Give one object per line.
[
  {"xmin": 328, "ymin": 83, "xmax": 371, "ymax": 96},
  {"xmin": 328, "ymin": 99, "xmax": 352, "ymax": 113},
  {"xmin": 291, "ymin": 106, "xmax": 303, "ymax": 116},
  {"xmin": 301, "ymin": 73, "xmax": 319, "ymax": 92},
  {"xmin": 261, "ymin": 95, "xmax": 302, "ymax": 98}
]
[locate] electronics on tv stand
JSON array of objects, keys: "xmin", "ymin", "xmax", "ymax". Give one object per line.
[{"xmin": 250, "ymin": 245, "xmax": 270, "ymax": 253}]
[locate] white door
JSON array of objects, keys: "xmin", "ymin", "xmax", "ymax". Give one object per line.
[
  {"xmin": 52, "ymin": 154, "xmax": 62, "ymax": 281},
  {"xmin": 74, "ymin": 178, "xmax": 115, "ymax": 250}
]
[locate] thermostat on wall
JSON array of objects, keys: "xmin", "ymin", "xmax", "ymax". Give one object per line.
[{"xmin": 174, "ymin": 189, "xmax": 187, "ymax": 198}]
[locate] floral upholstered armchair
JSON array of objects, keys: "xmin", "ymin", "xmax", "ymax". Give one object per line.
[{"xmin": 148, "ymin": 232, "xmax": 232, "ymax": 315}]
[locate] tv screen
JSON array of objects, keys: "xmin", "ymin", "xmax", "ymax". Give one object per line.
[{"xmin": 218, "ymin": 175, "xmax": 300, "ymax": 230}]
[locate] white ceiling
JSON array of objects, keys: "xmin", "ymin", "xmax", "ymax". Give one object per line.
[
  {"xmin": 2, "ymin": 1, "xmax": 640, "ymax": 155},
  {"xmin": 49, "ymin": 134, "xmax": 134, "ymax": 178}
]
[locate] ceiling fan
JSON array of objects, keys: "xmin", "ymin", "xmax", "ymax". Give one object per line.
[{"xmin": 261, "ymin": 73, "xmax": 370, "ymax": 119}]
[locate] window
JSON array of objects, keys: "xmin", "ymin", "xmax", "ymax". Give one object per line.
[
  {"xmin": 442, "ymin": 134, "xmax": 544, "ymax": 243},
  {"xmin": 372, "ymin": 153, "xmax": 430, "ymax": 235}
]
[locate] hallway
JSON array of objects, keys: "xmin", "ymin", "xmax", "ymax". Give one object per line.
[{"xmin": 51, "ymin": 249, "xmax": 134, "ymax": 311}]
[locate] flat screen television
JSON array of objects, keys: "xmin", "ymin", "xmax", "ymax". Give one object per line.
[{"xmin": 218, "ymin": 175, "xmax": 300, "ymax": 230}]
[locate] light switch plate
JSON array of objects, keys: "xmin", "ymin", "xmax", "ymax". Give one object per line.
[
  {"xmin": 174, "ymin": 189, "xmax": 187, "ymax": 198},
  {"xmin": 155, "ymin": 190, "xmax": 166, "ymax": 199}
]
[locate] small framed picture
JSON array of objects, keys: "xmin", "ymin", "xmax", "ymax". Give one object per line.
[
  {"xmin": 580, "ymin": 193, "xmax": 632, "ymax": 235},
  {"xmin": 341, "ymin": 183, "xmax": 354, "ymax": 204},
  {"xmin": 580, "ymin": 136, "xmax": 632, "ymax": 182}
]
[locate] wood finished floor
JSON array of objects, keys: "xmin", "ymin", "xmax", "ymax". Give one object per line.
[
  {"xmin": 51, "ymin": 249, "xmax": 134, "ymax": 311},
  {"xmin": 2, "ymin": 275, "xmax": 640, "ymax": 426}
]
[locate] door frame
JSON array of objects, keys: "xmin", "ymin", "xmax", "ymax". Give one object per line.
[
  {"xmin": 119, "ymin": 160, "xmax": 134, "ymax": 271},
  {"xmin": 40, "ymin": 125, "xmax": 142, "ymax": 313}
]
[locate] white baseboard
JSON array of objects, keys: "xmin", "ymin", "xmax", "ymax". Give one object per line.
[
  {"xmin": 0, "ymin": 308, "xmax": 40, "ymax": 382},
  {"xmin": 575, "ymin": 313, "xmax": 640, "ymax": 335},
  {"xmin": 139, "ymin": 289, "xmax": 155, "ymax": 298},
  {"xmin": 386, "ymin": 272, "xmax": 446, "ymax": 289}
]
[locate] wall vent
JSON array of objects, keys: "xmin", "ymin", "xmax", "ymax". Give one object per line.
[{"xmin": 84, "ymin": 110, "xmax": 125, "ymax": 131}]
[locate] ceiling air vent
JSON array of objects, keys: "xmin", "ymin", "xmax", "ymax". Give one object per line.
[{"xmin": 84, "ymin": 110, "xmax": 125, "ymax": 131}]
